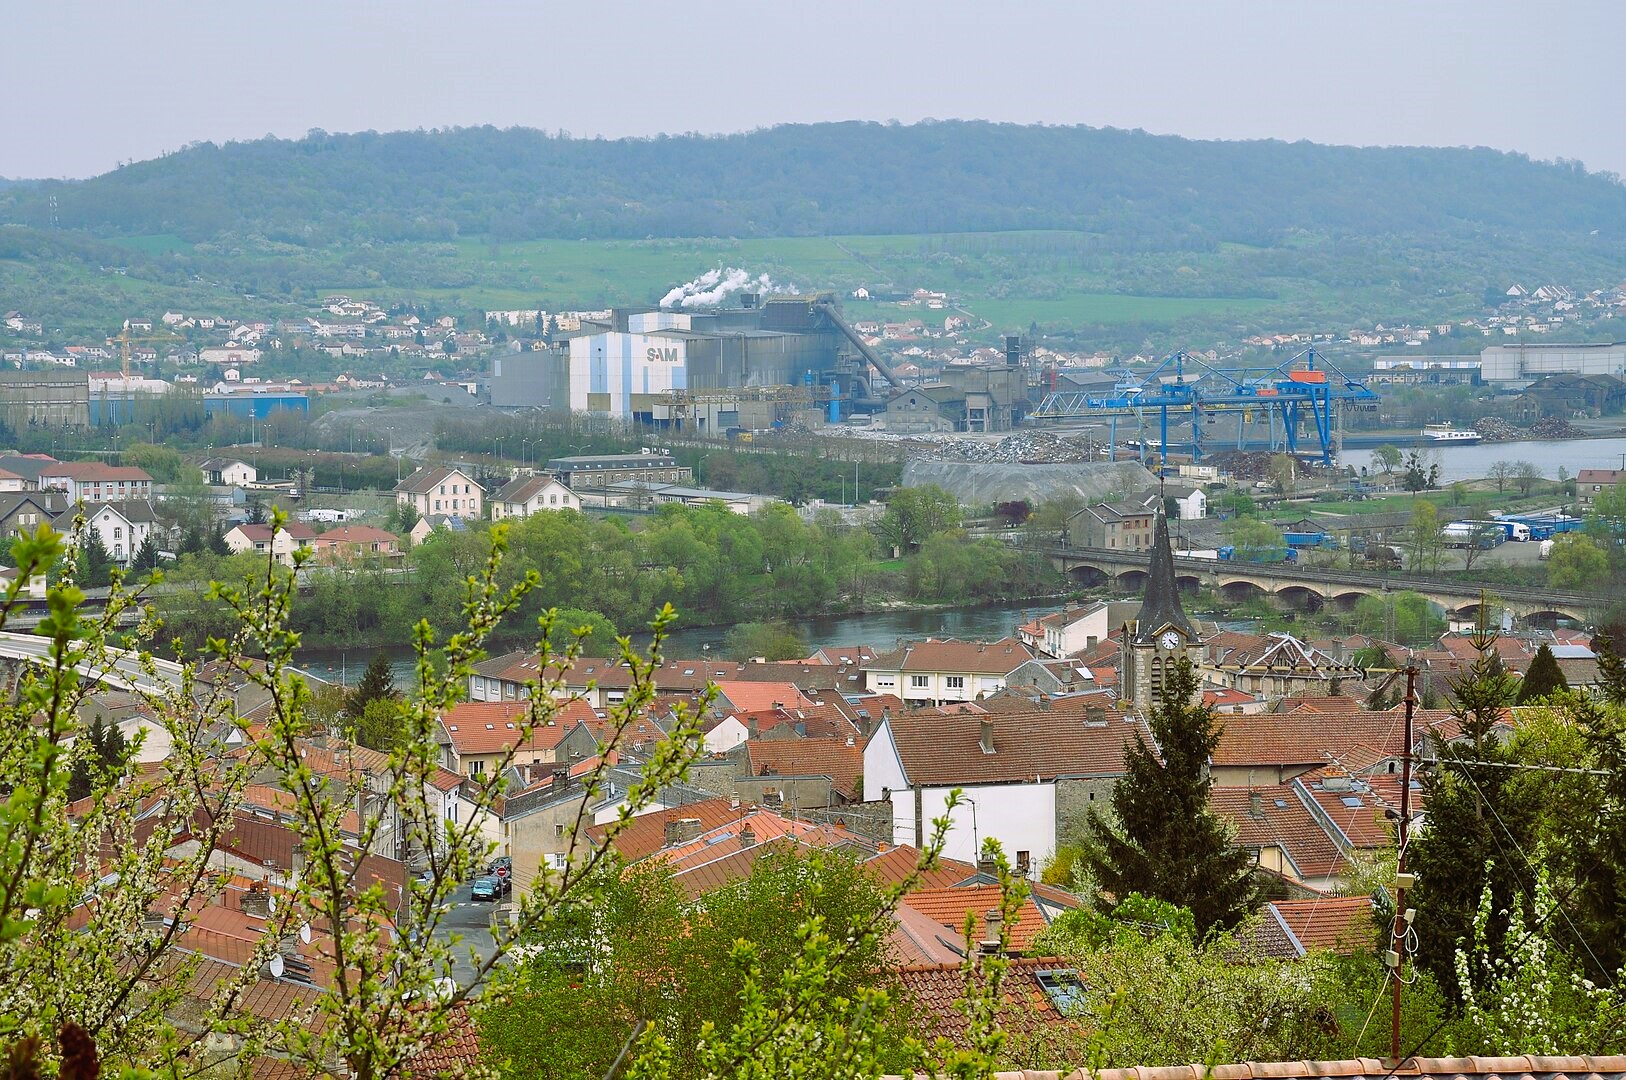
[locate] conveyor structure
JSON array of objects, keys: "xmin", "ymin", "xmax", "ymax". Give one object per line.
[{"xmin": 1031, "ymin": 347, "xmax": 1379, "ymax": 466}]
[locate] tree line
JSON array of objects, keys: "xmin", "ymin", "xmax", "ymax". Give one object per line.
[{"xmin": 149, "ymin": 489, "xmax": 1060, "ymax": 653}]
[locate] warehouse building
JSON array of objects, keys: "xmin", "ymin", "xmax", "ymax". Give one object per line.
[
  {"xmin": 0, "ymin": 371, "xmax": 91, "ymax": 428},
  {"xmin": 1479, "ymin": 342, "xmax": 1626, "ymax": 383}
]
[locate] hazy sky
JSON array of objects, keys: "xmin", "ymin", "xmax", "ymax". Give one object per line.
[{"xmin": 4, "ymin": 0, "xmax": 1623, "ymax": 180}]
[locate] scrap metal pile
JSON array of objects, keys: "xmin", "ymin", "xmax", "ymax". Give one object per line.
[{"xmin": 903, "ymin": 430, "xmax": 1108, "ymax": 464}]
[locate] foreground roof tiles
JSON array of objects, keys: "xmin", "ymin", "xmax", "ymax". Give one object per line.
[{"xmin": 938, "ymin": 1057, "xmax": 1626, "ymax": 1080}]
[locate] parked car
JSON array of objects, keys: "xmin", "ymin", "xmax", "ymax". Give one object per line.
[{"xmin": 469, "ymin": 876, "xmax": 511, "ymax": 902}]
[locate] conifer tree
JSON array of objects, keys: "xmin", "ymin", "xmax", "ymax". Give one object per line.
[
  {"xmin": 1516, "ymin": 642, "xmax": 1568, "ymax": 703},
  {"xmin": 1407, "ymin": 631, "xmax": 1539, "ymax": 995},
  {"xmin": 79, "ymin": 529, "xmax": 113, "ymax": 588},
  {"xmin": 131, "ymin": 534, "xmax": 159, "ymax": 571},
  {"xmin": 1082, "ymin": 657, "xmax": 1257, "ymax": 935},
  {"xmin": 346, "ymin": 651, "xmax": 397, "ymax": 717}
]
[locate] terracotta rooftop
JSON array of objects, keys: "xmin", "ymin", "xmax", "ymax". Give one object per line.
[
  {"xmin": 883, "ymin": 707, "xmax": 1144, "ymax": 786},
  {"xmin": 899, "ymin": 884, "xmax": 1053, "ymax": 953},
  {"xmin": 437, "ymin": 699, "xmax": 603, "ymax": 756},
  {"xmin": 588, "ymin": 796, "xmax": 741, "ymax": 862},
  {"xmin": 1256, "ymin": 895, "xmax": 1381, "ymax": 958},
  {"xmin": 711, "ymin": 679, "xmax": 812, "ymax": 714},
  {"xmin": 745, "ymin": 736, "xmax": 866, "ymax": 800},
  {"xmin": 393, "ymin": 465, "xmax": 478, "ymax": 495},
  {"xmin": 1210, "ymin": 786, "xmax": 1345, "ymax": 881},
  {"xmin": 894, "ymin": 957, "xmax": 1082, "ymax": 1048},
  {"xmin": 866, "ymin": 637, "xmax": 1035, "ymax": 676}
]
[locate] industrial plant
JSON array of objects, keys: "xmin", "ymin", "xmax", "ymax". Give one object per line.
[{"xmin": 489, "ymin": 292, "xmax": 1034, "ymax": 434}]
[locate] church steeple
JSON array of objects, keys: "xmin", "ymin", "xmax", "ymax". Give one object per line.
[{"xmin": 1132, "ymin": 512, "xmax": 1198, "ymax": 643}]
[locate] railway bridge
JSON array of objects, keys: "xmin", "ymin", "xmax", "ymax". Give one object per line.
[{"xmin": 1047, "ymin": 546, "xmax": 1593, "ymax": 626}]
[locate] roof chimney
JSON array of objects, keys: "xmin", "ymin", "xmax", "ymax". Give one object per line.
[
  {"xmin": 979, "ymin": 719, "xmax": 995, "ymax": 755},
  {"xmin": 1248, "ymin": 790, "xmax": 1263, "ymax": 818},
  {"xmin": 739, "ymin": 824, "xmax": 756, "ymax": 848},
  {"xmin": 664, "ymin": 817, "xmax": 704, "ymax": 846},
  {"xmin": 1085, "ymin": 705, "xmax": 1106, "ymax": 726},
  {"xmin": 980, "ymin": 908, "xmax": 1004, "ymax": 954},
  {"xmin": 747, "ymin": 716, "xmax": 759, "ymax": 739}
]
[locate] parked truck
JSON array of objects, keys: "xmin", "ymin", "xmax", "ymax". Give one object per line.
[
  {"xmin": 1284, "ymin": 531, "xmax": 1338, "ymax": 550},
  {"xmin": 1442, "ymin": 522, "xmax": 1504, "ymax": 549},
  {"xmin": 1502, "ymin": 513, "xmax": 1583, "ymax": 540}
]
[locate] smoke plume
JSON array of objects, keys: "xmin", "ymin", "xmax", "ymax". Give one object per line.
[{"xmin": 659, "ymin": 268, "xmax": 794, "ymax": 309}]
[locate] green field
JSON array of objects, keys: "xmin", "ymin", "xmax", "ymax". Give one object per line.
[
  {"xmin": 4, "ymin": 227, "xmax": 1350, "ymax": 346},
  {"xmin": 309, "ymin": 231, "xmax": 1290, "ymax": 337}
]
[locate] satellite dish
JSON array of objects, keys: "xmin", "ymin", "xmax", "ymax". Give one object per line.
[
  {"xmin": 267, "ymin": 895, "xmax": 276, "ymax": 914},
  {"xmin": 435, "ymin": 977, "xmax": 457, "ymax": 1001},
  {"xmin": 299, "ymin": 923, "xmax": 311, "ymax": 944},
  {"xmin": 269, "ymin": 954, "xmax": 285, "ymax": 979}
]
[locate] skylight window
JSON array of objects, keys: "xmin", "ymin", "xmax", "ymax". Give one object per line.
[
  {"xmin": 1035, "ymin": 969, "xmax": 1085, "ymax": 1014},
  {"xmin": 1340, "ymin": 795, "xmax": 1364, "ymax": 809}
]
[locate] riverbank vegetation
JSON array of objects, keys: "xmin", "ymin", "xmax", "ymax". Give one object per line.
[{"xmin": 147, "ymin": 489, "xmax": 1062, "ymax": 653}]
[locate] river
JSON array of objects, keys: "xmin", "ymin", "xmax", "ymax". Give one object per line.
[
  {"xmin": 1365, "ymin": 437, "xmax": 1626, "ymax": 484},
  {"xmin": 293, "ymin": 597, "xmax": 1262, "ymax": 688}
]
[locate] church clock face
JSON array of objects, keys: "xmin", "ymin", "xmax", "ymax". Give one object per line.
[{"xmin": 1159, "ymin": 631, "xmax": 1182, "ymax": 651}]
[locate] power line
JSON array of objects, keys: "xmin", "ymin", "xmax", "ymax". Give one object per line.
[{"xmin": 1435, "ymin": 738, "xmax": 1615, "ymax": 988}]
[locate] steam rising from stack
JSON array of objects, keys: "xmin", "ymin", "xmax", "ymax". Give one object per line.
[{"xmin": 660, "ymin": 267, "xmax": 793, "ymax": 309}]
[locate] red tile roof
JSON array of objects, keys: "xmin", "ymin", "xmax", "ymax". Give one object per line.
[
  {"xmin": 1212, "ymin": 705, "xmax": 1446, "ymax": 769},
  {"xmin": 894, "ymin": 957, "xmax": 1083, "ymax": 1048},
  {"xmin": 745, "ymin": 736, "xmax": 865, "ymax": 800},
  {"xmin": 40, "ymin": 462, "xmax": 154, "ymax": 482},
  {"xmin": 312, "ymin": 524, "xmax": 399, "ymax": 546},
  {"xmin": 867, "ymin": 637, "xmax": 1034, "ymax": 676},
  {"xmin": 884, "ymin": 707, "xmax": 1144, "ymax": 786},
  {"xmin": 711, "ymin": 680, "xmax": 812, "ymax": 714},
  {"xmin": 232, "ymin": 521, "xmax": 318, "ymax": 542},
  {"xmin": 438, "ymin": 699, "xmax": 601, "ymax": 756},
  {"xmin": 899, "ymin": 885, "xmax": 1052, "ymax": 953},
  {"xmin": 958, "ymin": 1058, "xmax": 1626, "ymax": 1080},
  {"xmin": 1268, "ymin": 895, "xmax": 1379, "ymax": 956},
  {"xmin": 1210, "ymin": 786, "xmax": 1345, "ymax": 880},
  {"xmin": 588, "ymin": 797, "xmax": 741, "ymax": 861}
]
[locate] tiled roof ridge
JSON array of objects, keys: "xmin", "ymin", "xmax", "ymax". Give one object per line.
[{"xmin": 893, "ymin": 1056, "xmax": 1626, "ymax": 1080}]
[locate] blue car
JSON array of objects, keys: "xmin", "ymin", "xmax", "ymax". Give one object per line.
[{"xmin": 469, "ymin": 875, "xmax": 510, "ymax": 902}]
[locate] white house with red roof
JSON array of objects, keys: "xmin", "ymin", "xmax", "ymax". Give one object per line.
[
  {"xmin": 38, "ymin": 462, "xmax": 154, "ymax": 503},
  {"xmin": 863, "ymin": 637, "xmax": 1033, "ymax": 705},
  {"xmin": 222, "ymin": 521, "xmax": 318, "ymax": 566},
  {"xmin": 394, "ymin": 465, "xmax": 483, "ymax": 520},
  {"xmin": 864, "ymin": 705, "xmax": 1144, "ymax": 868},
  {"xmin": 310, "ymin": 525, "xmax": 401, "ymax": 561},
  {"xmin": 490, "ymin": 474, "xmax": 580, "ymax": 519}
]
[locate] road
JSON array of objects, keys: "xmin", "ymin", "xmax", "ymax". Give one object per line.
[{"xmin": 433, "ymin": 880, "xmax": 503, "ymax": 990}]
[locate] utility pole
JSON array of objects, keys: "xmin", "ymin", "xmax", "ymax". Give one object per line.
[{"xmin": 1389, "ymin": 666, "xmax": 1418, "ymax": 1062}]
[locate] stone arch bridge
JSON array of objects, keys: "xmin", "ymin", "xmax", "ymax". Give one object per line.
[{"xmin": 1047, "ymin": 546, "xmax": 1593, "ymax": 627}]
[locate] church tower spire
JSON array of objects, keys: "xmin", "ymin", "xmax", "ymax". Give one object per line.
[
  {"xmin": 1132, "ymin": 512, "xmax": 1197, "ymax": 644},
  {"xmin": 1119, "ymin": 512, "xmax": 1203, "ymax": 710}
]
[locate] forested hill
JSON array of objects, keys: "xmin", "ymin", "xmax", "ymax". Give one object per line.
[{"xmin": 3, "ymin": 121, "xmax": 1624, "ymax": 247}]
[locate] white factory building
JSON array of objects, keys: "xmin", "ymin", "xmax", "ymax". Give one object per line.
[
  {"xmin": 567, "ymin": 311, "xmax": 693, "ymax": 416},
  {"xmin": 1479, "ymin": 342, "xmax": 1626, "ymax": 382}
]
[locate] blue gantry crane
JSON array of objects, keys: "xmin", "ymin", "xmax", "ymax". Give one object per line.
[{"xmin": 1030, "ymin": 347, "xmax": 1379, "ymax": 466}]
